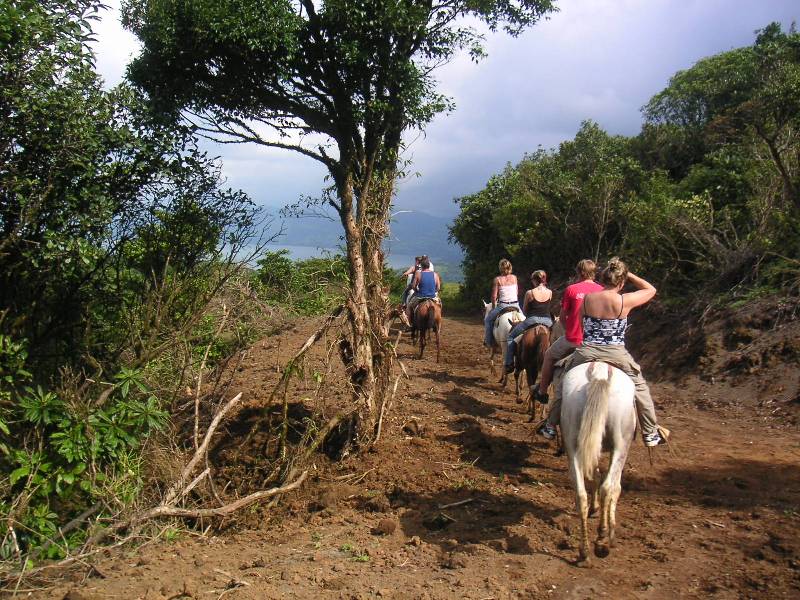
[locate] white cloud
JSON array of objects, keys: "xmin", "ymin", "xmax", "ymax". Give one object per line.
[
  {"xmin": 89, "ymin": 1, "xmax": 139, "ymax": 87},
  {"xmin": 91, "ymin": 0, "xmax": 800, "ymax": 217}
]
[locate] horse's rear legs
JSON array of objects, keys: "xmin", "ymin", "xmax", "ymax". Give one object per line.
[
  {"xmin": 569, "ymin": 461, "xmax": 592, "ymax": 566},
  {"xmin": 595, "ymin": 453, "xmax": 625, "ymax": 558}
]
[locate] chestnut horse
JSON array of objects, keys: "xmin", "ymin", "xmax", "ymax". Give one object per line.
[
  {"xmin": 507, "ymin": 325, "xmax": 551, "ymax": 419},
  {"xmin": 411, "ymin": 299, "xmax": 441, "ymax": 362}
]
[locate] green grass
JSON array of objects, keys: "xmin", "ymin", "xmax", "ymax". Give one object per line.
[{"xmin": 439, "ymin": 281, "xmax": 472, "ymax": 313}]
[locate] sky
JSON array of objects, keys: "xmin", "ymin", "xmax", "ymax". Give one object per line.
[{"xmin": 92, "ymin": 0, "xmax": 799, "ymax": 219}]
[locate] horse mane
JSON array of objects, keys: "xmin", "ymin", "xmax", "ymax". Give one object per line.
[{"xmin": 576, "ymin": 362, "xmax": 612, "ymax": 476}]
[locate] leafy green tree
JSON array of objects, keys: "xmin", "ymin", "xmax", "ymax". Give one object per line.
[
  {"xmin": 122, "ymin": 0, "xmax": 557, "ymax": 445},
  {"xmin": 0, "ymin": 1, "xmax": 264, "ymax": 558},
  {"xmin": 0, "ymin": 0, "xmax": 260, "ymax": 367},
  {"xmin": 645, "ymin": 22, "xmax": 800, "ymax": 211},
  {"xmin": 452, "ymin": 122, "xmax": 646, "ymax": 298}
]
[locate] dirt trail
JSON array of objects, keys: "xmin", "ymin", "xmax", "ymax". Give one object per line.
[{"xmin": 43, "ymin": 315, "xmax": 800, "ymax": 599}]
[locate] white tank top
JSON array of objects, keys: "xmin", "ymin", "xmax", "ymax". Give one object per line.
[{"xmin": 498, "ymin": 283, "xmax": 518, "ymax": 303}]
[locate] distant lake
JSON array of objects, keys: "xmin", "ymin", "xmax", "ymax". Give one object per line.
[{"xmin": 263, "ymin": 244, "xmax": 416, "ymax": 270}]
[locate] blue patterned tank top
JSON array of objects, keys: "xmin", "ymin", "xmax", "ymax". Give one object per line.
[{"xmin": 582, "ymin": 316, "xmax": 627, "ymax": 345}]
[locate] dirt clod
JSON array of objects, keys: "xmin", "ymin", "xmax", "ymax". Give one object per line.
[{"xmin": 372, "ymin": 518, "xmax": 397, "ymax": 535}]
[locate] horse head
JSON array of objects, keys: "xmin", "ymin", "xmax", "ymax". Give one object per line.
[{"xmin": 482, "ymin": 300, "xmax": 492, "ymax": 318}]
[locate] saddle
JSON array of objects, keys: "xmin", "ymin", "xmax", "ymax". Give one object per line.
[
  {"xmin": 512, "ymin": 322, "xmax": 552, "ymax": 345},
  {"xmin": 412, "ymin": 296, "xmax": 441, "ymax": 317},
  {"xmin": 492, "ymin": 305, "xmax": 522, "ymax": 328}
]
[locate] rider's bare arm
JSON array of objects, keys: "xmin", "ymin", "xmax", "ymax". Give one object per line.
[
  {"xmin": 402, "ymin": 265, "xmax": 415, "ymax": 277},
  {"xmin": 490, "ymin": 277, "xmax": 499, "ymax": 307},
  {"xmin": 622, "ymin": 273, "xmax": 656, "ymax": 310},
  {"xmin": 435, "ymin": 272, "xmax": 442, "ymax": 292},
  {"xmin": 413, "ymin": 271, "xmax": 422, "ymax": 290}
]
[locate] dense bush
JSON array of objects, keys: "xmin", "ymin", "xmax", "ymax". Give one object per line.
[
  {"xmin": 255, "ymin": 250, "xmax": 350, "ymax": 315},
  {"xmin": 0, "ymin": 0, "xmax": 266, "ymax": 564}
]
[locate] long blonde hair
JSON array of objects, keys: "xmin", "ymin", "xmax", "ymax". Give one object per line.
[{"xmin": 499, "ymin": 258, "xmax": 513, "ymax": 275}]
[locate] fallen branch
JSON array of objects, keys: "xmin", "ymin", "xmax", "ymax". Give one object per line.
[
  {"xmin": 165, "ymin": 392, "xmax": 244, "ymax": 506},
  {"xmin": 141, "ymin": 471, "xmax": 309, "ymax": 520},
  {"xmin": 86, "ymin": 470, "xmax": 308, "ymax": 548},
  {"xmin": 438, "ymin": 498, "xmax": 474, "ymax": 510}
]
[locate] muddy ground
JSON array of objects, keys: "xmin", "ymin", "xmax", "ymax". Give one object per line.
[{"xmin": 29, "ymin": 306, "xmax": 800, "ymax": 600}]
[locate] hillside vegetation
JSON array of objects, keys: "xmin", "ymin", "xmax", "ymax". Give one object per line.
[{"xmin": 451, "ymin": 23, "xmax": 800, "ymax": 305}]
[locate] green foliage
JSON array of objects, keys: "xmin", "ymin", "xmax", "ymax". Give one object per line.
[
  {"xmin": 0, "ymin": 0, "xmax": 265, "ymax": 565},
  {"xmin": 255, "ymin": 250, "xmax": 349, "ymax": 315},
  {"xmin": 2, "ymin": 356, "xmax": 167, "ymax": 557},
  {"xmin": 452, "ymin": 24, "xmax": 800, "ymax": 304}
]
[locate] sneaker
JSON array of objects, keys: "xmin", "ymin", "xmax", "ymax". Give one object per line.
[
  {"xmin": 533, "ymin": 388, "xmax": 549, "ymax": 404},
  {"xmin": 644, "ymin": 427, "xmax": 670, "ymax": 447},
  {"xmin": 537, "ymin": 422, "xmax": 557, "ymax": 440}
]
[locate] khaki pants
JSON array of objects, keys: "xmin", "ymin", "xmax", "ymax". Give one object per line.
[
  {"xmin": 547, "ymin": 343, "xmax": 658, "ymax": 438},
  {"xmin": 543, "ymin": 336, "xmax": 578, "ymax": 427}
]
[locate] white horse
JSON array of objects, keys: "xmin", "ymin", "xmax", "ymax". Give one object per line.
[
  {"xmin": 560, "ymin": 361, "xmax": 636, "ymax": 565},
  {"xmin": 482, "ymin": 300, "xmax": 524, "ymax": 377}
]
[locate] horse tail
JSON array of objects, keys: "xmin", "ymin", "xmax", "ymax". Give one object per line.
[
  {"xmin": 426, "ymin": 302, "xmax": 437, "ymax": 333},
  {"xmin": 576, "ymin": 362, "xmax": 612, "ymax": 477}
]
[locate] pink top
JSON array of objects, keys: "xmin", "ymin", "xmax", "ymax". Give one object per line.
[
  {"xmin": 498, "ymin": 283, "xmax": 518, "ymax": 304},
  {"xmin": 561, "ymin": 280, "xmax": 603, "ymax": 344}
]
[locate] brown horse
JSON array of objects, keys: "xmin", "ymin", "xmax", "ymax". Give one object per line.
[
  {"xmin": 511, "ymin": 325, "xmax": 551, "ymax": 420},
  {"xmin": 411, "ymin": 299, "xmax": 441, "ymax": 362}
]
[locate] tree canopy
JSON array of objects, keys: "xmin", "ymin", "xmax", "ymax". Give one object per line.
[{"xmin": 452, "ymin": 23, "xmax": 800, "ymax": 303}]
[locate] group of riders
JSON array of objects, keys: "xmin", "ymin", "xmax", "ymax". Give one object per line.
[
  {"xmin": 483, "ymin": 257, "xmax": 670, "ymax": 449},
  {"xmin": 398, "ymin": 253, "xmax": 669, "ymax": 449}
]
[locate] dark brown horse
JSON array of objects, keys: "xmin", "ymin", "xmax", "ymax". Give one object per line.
[
  {"xmin": 411, "ymin": 299, "xmax": 442, "ymax": 362},
  {"xmin": 513, "ymin": 325, "xmax": 551, "ymax": 419}
]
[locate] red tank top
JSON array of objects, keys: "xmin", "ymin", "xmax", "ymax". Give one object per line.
[{"xmin": 562, "ymin": 280, "xmax": 603, "ymax": 344}]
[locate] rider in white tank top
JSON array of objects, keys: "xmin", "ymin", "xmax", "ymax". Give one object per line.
[{"xmin": 498, "ymin": 283, "xmax": 518, "ymax": 304}]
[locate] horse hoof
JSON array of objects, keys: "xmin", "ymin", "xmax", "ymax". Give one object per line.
[
  {"xmin": 594, "ymin": 541, "xmax": 610, "ymax": 558},
  {"xmin": 575, "ymin": 557, "xmax": 592, "ymax": 568}
]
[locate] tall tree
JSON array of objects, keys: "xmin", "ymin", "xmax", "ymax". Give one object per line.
[{"xmin": 122, "ymin": 0, "xmax": 556, "ymax": 445}]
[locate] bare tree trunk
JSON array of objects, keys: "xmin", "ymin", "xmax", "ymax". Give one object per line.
[
  {"xmin": 330, "ymin": 167, "xmax": 398, "ymax": 447},
  {"xmin": 333, "ymin": 174, "xmax": 376, "ymax": 446}
]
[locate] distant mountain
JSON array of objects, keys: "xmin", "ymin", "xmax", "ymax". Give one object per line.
[{"xmin": 275, "ymin": 210, "xmax": 464, "ymax": 265}]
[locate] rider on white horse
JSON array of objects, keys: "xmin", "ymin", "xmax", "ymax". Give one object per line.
[
  {"xmin": 539, "ymin": 258, "xmax": 670, "ymax": 447},
  {"xmin": 483, "ymin": 258, "xmax": 520, "ymax": 347}
]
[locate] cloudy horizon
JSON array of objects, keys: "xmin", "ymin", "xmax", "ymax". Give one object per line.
[{"xmin": 92, "ymin": 1, "xmax": 798, "ymax": 220}]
